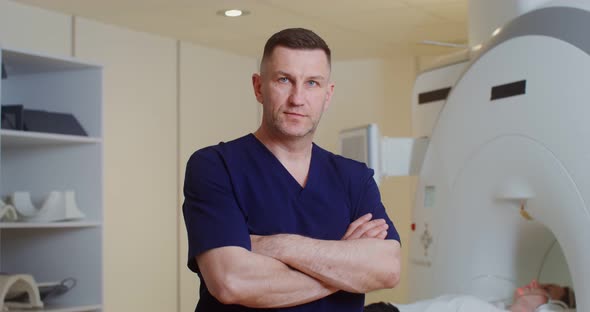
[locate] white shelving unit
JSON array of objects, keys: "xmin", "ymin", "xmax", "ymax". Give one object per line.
[
  {"xmin": 0, "ymin": 48, "xmax": 102, "ymax": 311},
  {"xmin": 1, "ymin": 129, "xmax": 102, "ymax": 147},
  {"xmin": 0, "ymin": 221, "xmax": 101, "ymax": 229},
  {"xmin": 10, "ymin": 304, "xmax": 102, "ymax": 312}
]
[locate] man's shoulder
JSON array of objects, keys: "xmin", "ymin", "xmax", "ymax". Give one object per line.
[
  {"xmin": 189, "ymin": 134, "xmax": 253, "ymax": 157},
  {"xmin": 313, "ymin": 143, "xmax": 374, "ymax": 184},
  {"xmin": 314, "ymin": 143, "xmax": 371, "ymax": 173}
]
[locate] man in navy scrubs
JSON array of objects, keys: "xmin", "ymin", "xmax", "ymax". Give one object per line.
[{"xmin": 183, "ymin": 28, "xmax": 401, "ymax": 312}]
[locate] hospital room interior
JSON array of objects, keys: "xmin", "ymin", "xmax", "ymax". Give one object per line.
[{"xmin": 0, "ymin": 0, "xmax": 586, "ymax": 311}]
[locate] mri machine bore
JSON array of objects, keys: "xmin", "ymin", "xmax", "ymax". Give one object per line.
[{"xmin": 407, "ymin": 0, "xmax": 590, "ymax": 310}]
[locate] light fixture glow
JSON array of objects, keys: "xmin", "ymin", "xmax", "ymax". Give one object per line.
[
  {"xmin": 225, "ymin": 9, "xmax": 243, "ymax": 17},
  {"xmin": 472, "ymin": 44, "xmax": 483, "ymax": 51},
  {"xmin": 492, "ymin": 27, "xmax": 502, "ymax": 37}
]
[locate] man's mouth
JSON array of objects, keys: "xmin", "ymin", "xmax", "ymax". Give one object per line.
[{"xmin": 284, "ymin": 112, "xmax": 305, "ymax": 117}]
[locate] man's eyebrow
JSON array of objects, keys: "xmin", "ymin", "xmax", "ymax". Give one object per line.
[
  {"xmin": 275, "ymin": 71, "xmax": 326, "ymax": 81},
  {"xmin": 307, "ymin": 75, "xmax": 326, "ymax": 81}
]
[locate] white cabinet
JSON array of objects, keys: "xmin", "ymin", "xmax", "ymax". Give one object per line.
[{"xmin": 0, "ymin": 47, "xmax": 102, "ymax": 311}]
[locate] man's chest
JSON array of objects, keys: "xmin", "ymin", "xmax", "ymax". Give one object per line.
[{"xmin": 234, "ymin": 173, "xmax": 352, "ymax": 240}]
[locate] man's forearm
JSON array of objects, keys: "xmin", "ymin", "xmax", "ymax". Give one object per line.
[
  {"xmin": 251, "ymin": 234, "xmax": 401, "ymax": 293},
  {"xmin": 197, "ymin": 247, "xmax": 336, "ymax": 308}
]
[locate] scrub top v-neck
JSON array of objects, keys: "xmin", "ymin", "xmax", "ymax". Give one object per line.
[
  {"xmin": 240, "ymin": 133, "xmax": 364, "ymax": 240},
  {"xmin": 248, "ymin": 133, "xmax": 317, "ymax": 196}
]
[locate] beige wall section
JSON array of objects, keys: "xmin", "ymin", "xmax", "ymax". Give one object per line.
[
  {"xmin": 0, "ymin": 0, "xmax": 71, "ymax": 56},
  {"xmin": 315, "ymin": 59, "xmax": 386, "ymax": 152},
  {"xmin": 178, "ymin": 41, "xmax": 259, "ymax": 312},
  {"xmin": 74, "ymin": 18, "xmax": 178, "ymax": 312},
  {"xmin": 382, "ymin": 53, "xmax": 416, "ymax": 138}
]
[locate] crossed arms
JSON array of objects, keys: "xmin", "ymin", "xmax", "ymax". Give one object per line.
[{"xmin": 197, "ymin": 213, "xmax": 401, "ymax": 308}]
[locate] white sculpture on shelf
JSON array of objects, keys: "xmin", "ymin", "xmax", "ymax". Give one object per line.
[
  {"xmin": 0, "ymin": 200, "xmax": 18, "ymax": 222},
  {"xmin": 0, "ymin": 274, "xmax": 43, "ymax": 311},
  {"xmin": 7, "ymin": 191, "xmax": 85, "ymax": 222},
  {"xmin": 8, "ymin": 193, "xmax": 36, "ymax": 219}
]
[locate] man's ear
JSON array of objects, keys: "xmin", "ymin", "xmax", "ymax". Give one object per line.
[
  {"xmin": 252, "ymin": 73, "xmax": 264, "ymax": 104},
  {"xmin": 323, "ymin": 82, "xmax": 335, "ymax": 112}
]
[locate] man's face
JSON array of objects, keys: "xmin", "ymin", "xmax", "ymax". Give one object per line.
[{"xmin": 253, "ymin": 46, "xmax": 334, "ymax": 139}]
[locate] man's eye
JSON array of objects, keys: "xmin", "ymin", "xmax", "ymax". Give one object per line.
[
  {"xmin": 307, "ymin": 81, "xmax": 318, "ymax": 87},
  {"xmin": 278, "ymin": 77, "xmax": 289, "ymax": 83}
]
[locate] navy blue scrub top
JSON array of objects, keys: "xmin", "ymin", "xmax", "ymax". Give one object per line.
[{"xmin": 183, "ymin": 134, "xmax": 400, "ymax": 312}]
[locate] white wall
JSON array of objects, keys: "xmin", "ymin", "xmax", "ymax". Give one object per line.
[
  {"xmin": 0, "ymin": 0, "xmax": 70, "ymax": 55},
  {"xmin": 74, "ymin": 18, "xmax": 178, "ymax": 311}
]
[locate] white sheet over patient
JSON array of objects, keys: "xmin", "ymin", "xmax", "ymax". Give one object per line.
[{"xmin": 394, "ymin": 295, "xmax": 506, "ymax": 312}]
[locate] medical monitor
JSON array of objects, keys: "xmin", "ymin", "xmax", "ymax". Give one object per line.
[{"xmin": 339, "ymin": 124, "xmax": 380, "ymax": 180}]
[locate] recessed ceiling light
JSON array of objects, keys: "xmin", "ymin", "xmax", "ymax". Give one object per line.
[
  {"xmin": 216, "ymin": 9, "xmax": 250, "ymax": 17},
  {"xmin": 225, "ymin": 9, "xmax": 242, "ymax": 17}
]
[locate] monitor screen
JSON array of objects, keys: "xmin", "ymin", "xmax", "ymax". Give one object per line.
[{"xmin": 339, "ymin": 123, "xmax": 380, "ymax": 180}]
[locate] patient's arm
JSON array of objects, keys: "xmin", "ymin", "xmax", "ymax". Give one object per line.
[
  {"xmin": 196, "ymin": 246, "xmax": 336, "ymax": 308},
  {"xmin": 251, "ymin": 227, "xmax": 401, "ymax": 293}
]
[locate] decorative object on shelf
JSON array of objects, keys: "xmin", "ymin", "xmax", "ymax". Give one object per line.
[
  {"xmin": 0, "ymin": 200, "xmax": 18, "ymax": 222},
  {"xmin": 8, "ymin": 191, "xmax": 85, "ymax": 222},
  {"xmin": 1, "ymin": 105, "xmax": 87, "ymax": 136},
  {"xmin": 0, "ymin": 274, "xmax": 43, "ymax": 311},
  {"xmin": 8, "ymin": 192, "xmax": 36, "ymax": 218},
  {"xmin": 2, "ymin": 276, "xmax": 77, "ymax": 310},
  {"xmin": 1, "ymin": 105, "xmax": 24, "ymax": 130},
  {"xmin": 38, "ymin": 278, "xmax": 77, "ymax": 303},
  {"xmin": 23, "ymin": 109, "xmax": 87, "ymax": 136}
]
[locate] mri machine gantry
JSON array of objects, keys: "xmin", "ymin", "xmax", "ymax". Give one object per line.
[{"xmin": 408, "ymin": 1, "xmax": 590, "ymax": 309}]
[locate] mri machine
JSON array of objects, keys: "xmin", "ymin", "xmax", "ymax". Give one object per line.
[{"xmin": 406, "ymin": 0, "xmax": 590, "ymax": 310}]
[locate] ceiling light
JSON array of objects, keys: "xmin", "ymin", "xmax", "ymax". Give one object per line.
[
  {"xmin": 472, "ymin": 44, "xmax": 483, "ymax": 51},
  {"xmin": 216, "ymin": 9, "xmax": 250, "ymax": 17},
  {"xmin": 225, "ymin": 9, "xmax": 242, "ymax": 17}
]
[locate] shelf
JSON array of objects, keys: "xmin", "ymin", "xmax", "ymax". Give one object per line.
[
  {"xmin": 8, "ymin": 304, "xmax": 101, "ymax": 312},
  {"xmin": 1, "ymin": 130, "xmax": 101, "ymax": 147},
  {"xmin": 2, "ymin": 48, "xmax": 100, "ymax": 76},
  {"xmin": 0, "ymin": 221, "xmax": 101, "ymax": 229}
]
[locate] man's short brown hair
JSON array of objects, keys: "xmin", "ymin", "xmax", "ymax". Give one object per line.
[{"xmin": 260, "ymin": 28, "xmax": 331, "ymax": 70}]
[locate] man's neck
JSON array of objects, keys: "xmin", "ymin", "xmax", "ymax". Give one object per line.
[
  {"xmin": 254, "ymin": 127, "xmax": 313, "ymax": 187},
  {"xmin": 253, "ymin": 128, "xmax": 313, "ymax": 162}
]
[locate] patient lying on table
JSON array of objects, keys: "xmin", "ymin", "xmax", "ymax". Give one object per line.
[{"xmin": 365, "ymin": 280, "xmax": 575, "ymax": 312}]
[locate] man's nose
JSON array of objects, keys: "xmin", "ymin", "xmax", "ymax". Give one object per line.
[{"xmin": 288, "ymin": 84, "xmax": 305, "ymax": 106}]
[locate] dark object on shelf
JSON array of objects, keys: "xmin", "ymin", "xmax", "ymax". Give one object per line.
[
  {"xmin": 1, "ymin": 64, "xmax": 6, "ymax": 79},
  {"xmin": 40, "ymin": 278, "xmax": 77, "ymax": 302},
  {"xmin": 23, "ymin": 109, "xmax": 88, "ymax": 136},
  {"xmin": 1, "ymin": 105, "xmax": 24, "ymax": 130}
]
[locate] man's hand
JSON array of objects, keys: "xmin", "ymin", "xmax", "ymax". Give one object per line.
[{"xmin": 341, "ymin": 213, "xmax": 389, "ymax": 240}]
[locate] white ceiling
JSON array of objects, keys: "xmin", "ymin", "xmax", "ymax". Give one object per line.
[{"xmin": 14, "ymin": 0, "xmax": 469, "ymax": 60}]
